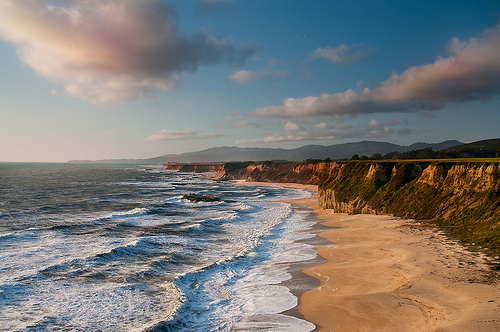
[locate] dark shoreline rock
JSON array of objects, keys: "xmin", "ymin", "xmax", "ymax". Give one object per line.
[{"xmin": 182, "ymin": 193, "xmax": 221, "ymax": 203}]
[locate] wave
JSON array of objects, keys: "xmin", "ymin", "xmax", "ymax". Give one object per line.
[
  {"xmin": 0, "ymin": 167, "xmax": 320, "ymax": 331},
  {"xmin": 0, "ymin": 227, "xmax": 41, "ymax": 242},
  {"xmin": 94, "ymin": 207, "xmax": 151, "ymax": 223},
  {"xmin": 112, "ymin": 207, "xmax": 150, "ymax": 217},
  {"xmin": 1, "ymin": 277, "xmax": 183, "ymax": 332}
]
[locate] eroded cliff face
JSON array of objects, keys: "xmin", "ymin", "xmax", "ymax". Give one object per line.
[
  {"xmin": 163, "ymin": 162, "xmax": 226, "ymax": 175},
  {"xmin": 169, "ymin": 160, "xmax": 500, "ymax": 251},
  {"xmin": 318, "ymin": 162, "xmax": 500, "ymax": 251},
  {"xmin": 217, "ymin": 161, "xmax": 340, "ymax": 184}
]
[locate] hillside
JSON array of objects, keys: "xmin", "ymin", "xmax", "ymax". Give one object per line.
[
  {"xmin": 213, "ymin": 159, "xmax": 500, "ymax": 254},
  {"xmin": 441, "ymin": 138, "xmax": 500, "ymax": 158},
  {"xmin": 68, "ymin": 140, "xmax": 463, "ymax": 163}
]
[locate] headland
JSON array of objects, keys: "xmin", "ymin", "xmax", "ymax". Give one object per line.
[{"xmin": 172, "ymin": 160, "xmax": 500, "ymax": 330}]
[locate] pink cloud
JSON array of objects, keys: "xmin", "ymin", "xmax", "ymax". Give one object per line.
[
  {"xmin": 0, "ymin": 0, "xmax": 256, "ymax": 103},
  {"xmin": 254, "ymin": 24, "xmax": 500, "ymax": 118}
]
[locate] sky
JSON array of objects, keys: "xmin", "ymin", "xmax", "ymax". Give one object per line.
[{"xmin": 1, "ymin": 0, "xmax": 500, "ymax": 162}]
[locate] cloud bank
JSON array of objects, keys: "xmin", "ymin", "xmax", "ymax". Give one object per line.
[
  {"xmin": 0, "ymin": 0, "xmax": 256, "ymax": 103},
  {"xmin": 236, "ymin": 119, "xmax": 401, "ymax": 144},
  {"xmin": 254, "ymin": 24, "xmax": 500, "ymax": 118},
  {"xmin": 146, "ymin": 128, "xmax": 221, "ymax": 141},
  {"xmin": 220, "ymin": 112, "xmax": 260, "ymax": 128}
]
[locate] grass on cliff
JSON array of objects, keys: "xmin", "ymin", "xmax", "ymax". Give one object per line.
[
  {"xmin": 350, "ymin": 158, "xmax": 500, "ymax": 163},
  {"xmin": 319, "ymin": 160, "xmax": 500, "ymax": 254}
]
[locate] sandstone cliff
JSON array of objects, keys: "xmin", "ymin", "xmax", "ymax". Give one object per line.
[
  {"xmin": 165, "ymin": 161, "xmax": 500, "ymax": 251},
  {"xmin": 216, "ymin": 161, "xmax": 335, "ymax": 184},
  {"xmin": 216, "ymin": 160, "xmax": 500, "ymax": 252},
  {"xmin": 163, "ymin": 162, "xmax": 226, "ymax": 176},
  {"xmin": 318, "ymin": 161, "xmax": 500, "ymax": 252}
]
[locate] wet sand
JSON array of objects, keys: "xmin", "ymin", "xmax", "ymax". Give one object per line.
[{"xmin": 234, "ymin": 181, "xmax": 500, "ymax": 331}]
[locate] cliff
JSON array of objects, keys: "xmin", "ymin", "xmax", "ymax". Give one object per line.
[
  {"xmin": 216, "ymin": 161, "xmax": 335, "ymax": 184},
  {"xmin": 215, "ymin": 160, "xmax": 500, "ymax": 253},
  {"xmin": 318, "ymin": 161, "xmax": 500, "ymax": 252},
  {"xmin": 163, "ymin": 162, "xmax": 226, "ymax": 177}
]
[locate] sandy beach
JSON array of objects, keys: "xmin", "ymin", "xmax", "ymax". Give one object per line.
[{"xmin": 234, "ymin": 181, "xmax": 500, "ymax": 331}]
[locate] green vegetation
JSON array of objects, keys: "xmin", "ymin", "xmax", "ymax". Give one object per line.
[
  {"xmin": 219, "ymin": 154, "xmax": 500, "ymax": 254},
  {"xmin": 349, "ymin": 139, "xmax": 500, "ymax": 161},
  {"xmin": 319, "ymin": 161, "xmax": 500, "ymax": 254}
]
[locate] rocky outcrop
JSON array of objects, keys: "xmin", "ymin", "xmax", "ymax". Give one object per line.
[{"xmin": 182, "ymin": 193, "xmax": 221, "ymax": 203}]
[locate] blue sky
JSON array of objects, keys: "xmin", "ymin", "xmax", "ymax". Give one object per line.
[{"xmin": 1, "ymin": 0, "xmax": 500, "ymax": 162}]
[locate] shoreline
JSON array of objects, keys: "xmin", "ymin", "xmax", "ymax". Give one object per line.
[{"xmin": 233, "ymin": 180, "xmax": 500, "ymax": 331}]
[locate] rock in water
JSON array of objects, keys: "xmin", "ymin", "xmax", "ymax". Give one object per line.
[{"xmin": 183, "ymin": 193, "xmax": 221, "ymax": 202}]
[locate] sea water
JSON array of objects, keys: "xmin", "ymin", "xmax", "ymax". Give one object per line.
[{"xmin": 0, "ymin": 163, "xmax": 319, "ymax": 331}]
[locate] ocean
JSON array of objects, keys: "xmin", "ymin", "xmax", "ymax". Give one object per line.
[{"xmin": 0, "ymin": 163, "xmax": 322, "ymax": 331}]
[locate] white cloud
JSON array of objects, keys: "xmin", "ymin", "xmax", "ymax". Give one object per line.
[
  {"xmin": 227, "ymin": 69, "xmax": 289, "ymax": 86},
  {"xmin": 236, "ymin": 118, "xmax": 410, "ymax": 144},
  {"xmin": 146, "ymin": 128, "xmax": 222, "ymax": 141},
  {"xmin": 0, "ymin": 0, "xmax": 256, "ymax": 103},
  {"xmin": 226, "ymin": 70, "xmax": 260, "ymax": 85},
  {"xmin": 311, "ymin": 44, "xmax": 377, "ymax": 65},
  {"xmin": 254, "ymin": 24, "xmax": 500, "ymax": 118},
  {"xmin": 220, "ymin": 112, "xmax": 260, "ymax": 128},
  {"xmin": 283, "ymin": 122, "xmax": 303, "ymax": 131},
  {"xmin": 313, "ymin": 122, "xmax": 329, "ymax": 130}
]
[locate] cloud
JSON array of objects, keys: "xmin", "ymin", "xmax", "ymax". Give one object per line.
[
  {"xmin": 227, "ymin": 70, "xmax": 260, "ymax": 85},
  {"xmin": 227, "ymin": 69, "xmax": 289, "ymax": 85},
  {"xmin": 311, "ymin": 44, "xmax": 377, "ymax": 65},
  {"xmin": 220, "ymin": 120, "xmax": 260, "ymax": 128},
  {"xmin": 236, "ymin": 119, "xmax": 395, "ymax": 144},
  {"xmin": 146, "ymin": 128, "xmax": 222, "ymax": 141},
  {"xmin": 283, "ymin": 121, "xmax": 304, "ymax": 131},
  {"xmin": 254, "ymin": 24, "xmax": 500, "ymax": 118},
  {"xmin": 220, "ymin": 112, "xmax": 260, "ymax": 128},
  {"xmin": 0, "ymin": 0, "xmax": 256, "ymax": 103}
]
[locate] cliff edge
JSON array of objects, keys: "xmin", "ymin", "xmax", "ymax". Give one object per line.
[
  {"xmin": 215, "ymin": 160, "xmax": 500, "ymax": 253},
  {"xmin": 317, "ymin": 161, "xmax": 500, "ymax": 252}
]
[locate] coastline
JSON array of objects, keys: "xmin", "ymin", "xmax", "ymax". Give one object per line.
[{"xmin": 233, "ymin": 180, "xmax": 500, "ymax": 331}]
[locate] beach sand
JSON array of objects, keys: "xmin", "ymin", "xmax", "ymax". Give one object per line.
[{"xmin": 234, "ymin": 181, "xmax": 500, "ymax": 331}]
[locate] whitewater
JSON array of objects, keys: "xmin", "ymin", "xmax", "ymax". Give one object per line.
[{"xmin": 0, "ymin": 163, "xmax": 320, "ymax": 331}]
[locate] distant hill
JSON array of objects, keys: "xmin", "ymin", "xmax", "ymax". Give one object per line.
[
  {"xmin": 441, "ymin": 138, "xmax": 500, "ymax": 158},
  {"xmin": 68, "ymin": 140, "xmax": 464, "ymax": 164},
  {"xmin": 442, "ymin": 138, "xmax": 500, "ymax": 152}
]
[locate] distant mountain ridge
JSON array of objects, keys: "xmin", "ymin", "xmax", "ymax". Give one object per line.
[{"xmin": 68, "ymin": 140, "xmax": 464, "ymax": 164}]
